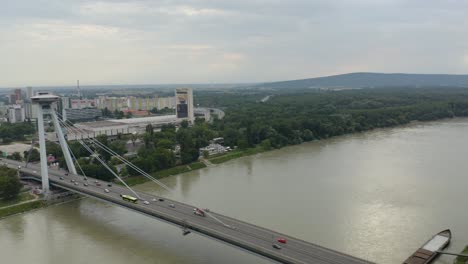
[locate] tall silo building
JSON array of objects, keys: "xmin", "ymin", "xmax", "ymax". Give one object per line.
[{"xmin": 175, "ymin": 88, "xmax": 194, "ymax": 123}]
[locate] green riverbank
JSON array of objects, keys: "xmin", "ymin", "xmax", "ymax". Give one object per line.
[
  {"xmin": 118, "ymin": 161, "xmax": 207, "ymax": 186},
  {"xmin": 118, "ymin": 146, "xmax": 268, "ymax": 187},
  {"xmin": 0, "ymin": 200, "xmax": 47, "ymax": 219},
  {"xmin": 0, "ymin": 192, "xmax": 35, "ymax": 208},
  {"xmin": 118, "ymin": 119, "xmax": 464, "ymax": 187},
  {"xmin": 208, "ymin": 146, "xmax": 265, "ymax": 164}
]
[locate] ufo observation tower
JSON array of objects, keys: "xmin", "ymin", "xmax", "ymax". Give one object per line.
[{"xmin": 31, "ymin": 93, "xmax": 77, "ymax": 196}]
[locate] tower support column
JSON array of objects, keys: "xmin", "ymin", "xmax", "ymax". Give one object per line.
[
  {"xmin": 51, "ymin": 111, "xmax": 77, "ymax": 174},
  {"xmin": 36, "ymin": 104, "xmax": 50, "ymax": 196}
]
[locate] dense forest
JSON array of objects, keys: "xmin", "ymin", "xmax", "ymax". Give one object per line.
[{"xmin": 200, "ymin": 87, "xmax": 468, "ymax": 149}]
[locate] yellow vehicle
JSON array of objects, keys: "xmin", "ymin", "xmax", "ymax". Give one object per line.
[{"xmin": 120, "ymin": 194, "xmax": 138, "ymax": 203}]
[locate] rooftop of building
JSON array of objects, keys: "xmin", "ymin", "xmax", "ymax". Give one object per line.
[
  {"xmin": 76, "ymin": 120, "xmax": 127, "ymax": 128},
  {"xmin": 113, "ymin": 115, "xmax": 177, "ymax": 124},
  {"xmin": 75, "ymin": 115, "xmax": 178, "ymax": 128}
]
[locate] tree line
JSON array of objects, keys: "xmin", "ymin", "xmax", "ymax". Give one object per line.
[
  {"xmin": 208, "ymin": 87, "xmax": 468, "ymax": 149},
  {"xmin": 0, "ymin": 166, "xmax": 22, "ymax": 200},
  {"xmin": 0, "ymin": 122, "xmax": 35, "ymax": 143}
]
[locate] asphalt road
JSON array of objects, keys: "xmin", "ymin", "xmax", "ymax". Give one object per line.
[{"xmin": 2, "ymin": 158, "xmax": 373, "ymax": 264}]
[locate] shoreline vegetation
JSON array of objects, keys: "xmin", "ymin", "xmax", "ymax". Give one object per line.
[
  {"xmin": 121, "ymin": 87, "xmax": 468, "ymax": 186},
  {"xmin": 454, "ymin": 245, "xmax": 468, "ymax": 264},
  {"xmin": 0, "ymin": 191, "xmax": 82, "ymax": 220},
  {"xmin": 0, "ymin": 200, "xmax": 47, "ymax": 219},
  {"xmin": 116, "ymin": 146, "xmax": 268, "ymax": 187},
  {"xmin": 117, "ymin": 161, "xmax": 207, "ymax": 186},
  {"xmin": 121, "ymin": 117, "xmax": 468, "ymax": 187}
]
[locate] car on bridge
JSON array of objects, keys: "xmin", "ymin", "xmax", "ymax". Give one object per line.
[
  {"xmin": 194, "ymin": 208, "xmax": 205, "ymax": 217},
  {"xmin": 277, "ymin": 238, "xmax": 287, "ymax": 244},
  {"xmin": 273, "ymin": 244, "xmax": 281, "ymax": 250}
]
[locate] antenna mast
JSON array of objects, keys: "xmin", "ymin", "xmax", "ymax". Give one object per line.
[
  {"xmin": 77, "ymin": 80, "xmax": 82, "ymax": 109},
  {"xmin": 77, "ymin": 80, "xmax": 82, "ymax": 99}
]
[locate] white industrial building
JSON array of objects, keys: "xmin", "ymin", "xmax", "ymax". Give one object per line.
[
  {"xmin": 67, "ymin": 115, "xmax": 179, "ymax": 140},
  {"xmin": 194, "ymin": 107, "xmax": 211, "ymax": 121}
]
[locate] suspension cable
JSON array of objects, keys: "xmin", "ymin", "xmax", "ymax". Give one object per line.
[
  {"xmin": 56, "ymin": 115, "xmax": 170, "ymax": 191},
  {"xmin": 55, "ymin": 112, "xmax": 233, "ymax": 228},
  {"xmin": 77, "ymin": 138, "xmax": 142, "ymax": 199},
  {"xmin": 55, "ymin": 112, "xmax": 172, "ymax": 192},
  {"xmin": 66, "ymin": 141, "xmax": 86, "ymax": 177}
]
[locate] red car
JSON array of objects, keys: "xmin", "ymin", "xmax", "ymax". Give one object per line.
[
  {"xmin": 193, "ymin": 208, "xmax": 205, "ymax": 217},
  {"xmin": 277, "ymin": 238, "xmax": 287, "ymax": 244}
]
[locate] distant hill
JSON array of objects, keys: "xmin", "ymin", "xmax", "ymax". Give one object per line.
[{"xmin": 256, "ymin": 72, "xmax": 468, "ymax": 89}]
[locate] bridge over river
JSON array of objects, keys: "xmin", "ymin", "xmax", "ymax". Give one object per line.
[{"xmin": 3, "ymin": 158, "xmax": 372, "ymax": 264}]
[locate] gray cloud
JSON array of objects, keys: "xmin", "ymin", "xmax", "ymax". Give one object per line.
[{"xmin": 1, "ymin": 0, "xmax": 468, "ymax": 86}]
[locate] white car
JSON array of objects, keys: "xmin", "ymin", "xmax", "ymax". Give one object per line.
[
  {"xmin": 33, "ymin": 170, "xmax": 37, "ymax": 174},
  {"xmin": 104, "ymin": 189, "xmax": 110, "ymax": 193},
  {"xmin": 143, "ymin": 201, "xmax": 150, "ymax": 205}
]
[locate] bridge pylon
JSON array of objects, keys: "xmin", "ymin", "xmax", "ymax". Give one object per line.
[{"xmin": 31, "ymin": 93, "xmax": 77, "ymax": 197}]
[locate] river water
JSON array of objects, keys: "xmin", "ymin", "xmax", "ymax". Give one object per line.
[{"xmin": 2, "ymin": 118, "xmax": 468, "ymax": 264}]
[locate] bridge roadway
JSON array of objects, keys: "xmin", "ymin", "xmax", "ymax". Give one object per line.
[{"xmin": 3, "ymin": 158, "xmax": 373, "ymax": 264}]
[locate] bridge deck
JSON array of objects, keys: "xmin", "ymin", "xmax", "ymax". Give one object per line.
[{"xmin": 4, "ymin": 159, "xmax": 373, "ymax": 264}]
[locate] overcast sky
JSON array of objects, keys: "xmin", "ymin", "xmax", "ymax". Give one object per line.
[{"xmin": 1, "ymin": 0, "xmax": 468, "ymax": 87}]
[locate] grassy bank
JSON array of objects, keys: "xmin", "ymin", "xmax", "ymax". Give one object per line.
[
  {"xmin": 118, "ymin": 147, "xmax": 273, "ymax": 186},
  {"xmin": 0, "ymin": 192, "xmax": 35, "ymax": 208},
  {"xmin": 118, "ymin": 161, "xmax": 207, "ymax": 186},
  {"xmin": 209, "ymin": 146, "xmax": 266, "ymax": 164},
  {"xmin": 0, "ymin": 200, "xmax": 47, "ymax": 219}
]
